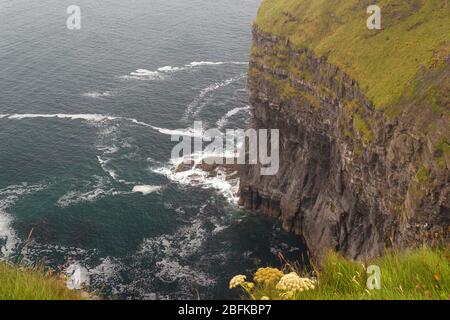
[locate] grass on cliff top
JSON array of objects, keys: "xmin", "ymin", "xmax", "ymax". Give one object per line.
[
  {"xmin": 0, "ymin": 262, "xmax": 85, "ymax": 300},
  {"xmin": 255, "ymin": 0, "xmax": 450, "ymax": 110},
  {"xmin": 239, "ymin": 247, "xmax": 450, "ymax": 300}
]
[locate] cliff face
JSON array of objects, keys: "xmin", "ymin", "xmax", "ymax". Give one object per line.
[{"xmin": 240, "ymin": 0, "xmax": 449, "ymax": 262}]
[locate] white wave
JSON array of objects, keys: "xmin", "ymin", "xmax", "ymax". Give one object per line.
[
  {"xmin": 23, "ymin": 239, "xmax": 122, "ymax": 294},
  {"xmin": 0, "ymin": 212, "xmax": 17, "ymax": 258},
  {"xmin": 57, "ymin": 188, "xmax": 113, "ymax": 208},
  {"xmin": 88, "ymin": 256, "xmax": 123, "ymax": 292},
  {"xmin": 216, "ymin": 105, "xmax": 251, "ymax": 128},
  {"xmin": 140, "ymin": 219, "xmax": 206, "ymax": 258},
  {"xmin": 152, "ymin": 149, "xmax": 240, "ymax": 204},
  {"xmin": 151, "ymin": 125, "xmax": 205, "ymax": 138},
  {"xmin": 0, "ymin": 114, "xmax": 9, "ymax": 119},
  {"xmin": 185, "ymin": 61, "xmax": 225, "ymax": 67},
  {"xmin": 185, "ymin": 61, "xmax": 248, "ymax": 67},
  {"xmin": 82, "ymin": 91, "xmax": 113, "ymax": 99},
  {"xmin": 117, "ymin": 117, "xmax": 203, "ymax": 138},
  {"xmin": 89, "ymin": 256, "xmax": 121, "ymax": 278},
  {"xmin": 211, "ymin": 217, "xmax": 229, "ymax": 235},
  {"xmin": 212, "ymin": 224, "xmax": 228, "ymax": 235},
  {"xmin": 133, "ymin": 69, "xmax": 159, "ymax": 76},
  {"xmin": 155, "ymin": 259, "xmax": 215, "ymax": 287},
  {"xmin": 6, "ymin": 113, "xmax": 118, "ymax": 122},
  {"xmin": 1, "ymin": 113, "xmax": 198, "ymax": 137},
  {"xmin": 132, "ymin": 185, "xmax": 161, "ymax": 195},
  {"xmin": 97, "ymin": 156, "xmax": 118, "ymax": 180},
  {"xmin": 97, "ymin": 145, "xmax": 119, "ymax": 155},
  {"xmin": 121, "ymin": 61, "xmax": 247, "ymax": 81},
  {"xmin": 122, "ymin": 65, "xmax": 183, "ymax": 81},
  {"xmin": 138, "ymin": 219, "xmax": 217, "ymax": 290},
  {"xmin": 122, "ymin": 69, "xmax": 161, "ymax": 81},
  {"xmin": 157, "ymin": 66, "xmax": 183, "ymax": 72},
  {"xmin": 0, "ymin": 184, "xmax": 46, "ymax": 257},
  {"xmin": 184, "ymin": 73, "xmax": 247, "ymax": 120},
  {"xmin": 57, "ymin": 175, "xmax": 132, "ymax": 208}
]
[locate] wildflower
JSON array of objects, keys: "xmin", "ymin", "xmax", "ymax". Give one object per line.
[
  {"xmin": 229, "ymin": 275, "xmax": 246, "ymax": 289},
  {"xmin": 260, "ymin": 296, "xmax": 270, "ymax": 300},
  {"xmin": 241, "ymin": 282, "xmax": 255, "ymax": 291},
  {"xmin": 276, "ymin": 272, "xmax": 316, "ymax": 292},
  {"xmin": 254, "ymin": 267, "xmax": 284, "ymax": 286}
]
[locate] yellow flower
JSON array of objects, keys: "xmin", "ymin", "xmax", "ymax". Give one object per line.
[
  {"xmin": 276, "ymin": 272, "xmax": 316, "ymax": 292},
  {"xmin": 241, "ymin": 282, "xmax": 255, "ymax": 290},
  {"xmin": 254, "ymin": 267, "xmax": 284, "ymax": 286},
  {"xmin": 229, "ymin": 275, "xmax": 247, "ymax": 289},
  {"xmin": 260, "ymin": 296, "xmax": 270, "ymax": 300}
]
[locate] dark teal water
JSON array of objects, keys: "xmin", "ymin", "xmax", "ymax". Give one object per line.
[{"xmin": 0, "ymin": 0, "xmax": 307, "ymax": 299}]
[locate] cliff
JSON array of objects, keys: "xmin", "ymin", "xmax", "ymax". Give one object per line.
[{"xmin": 239, "ymin": 0, "xmax": 449, "ymax": 262}]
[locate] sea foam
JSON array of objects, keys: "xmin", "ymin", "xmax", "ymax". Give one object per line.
[
  {"xmin": 121, "ymin": 61, "xmax": 247, "ymax": 81},
  {"xmin": 0, "ymin": 184, "xmax": 46, "ymax": 257},
  {"xmin": 132, "ymin": 185, "xmax": 162, "ymax": 195},
  {"xmin": 184, "ymin": 73, "xmax": 247, "ymax": 120},
  {"xmin": 216, "ymin": 105, "xmax": 250, "ymax": 128}
]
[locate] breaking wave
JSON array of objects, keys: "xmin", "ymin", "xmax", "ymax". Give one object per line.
[
  {"xmin": 185, "ymin": 61, "xmax": 247, "ymax": 67},
  {"xmin": 121, "ymin": 61, "xmax": 247, "ymax": 81},
  {"xmin": 216, "ymin": 105, "xmax": 251, "ymax": 128},
  {"xmin": 152, "ymin": 150, "xmax": 240, "ymax": 204},
  {"xmin": 0, "ymin": 113, "xmax": 204, "ymax": 138},
  {"xmin": 82, "ymin": 91, "xmax": 113, "ymax": 99},
  {"xmin": 184, "ymin": 73, "xmax": 247, "ymax": 121},
  {"xmin": 132, "ymin": 185, "xmax": 162, "ymax": 195},
  {"xmin": 121, "ymin": 66, "xmax": 181, "ymax": 80},
  {"xmin": 0, "ymin": 184, "xmax": 46, "ymax": 257}
]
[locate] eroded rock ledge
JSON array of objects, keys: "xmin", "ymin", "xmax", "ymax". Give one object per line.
[{"xmin": 239, "ymin": 27, "xmax": 449, "ymax": 262}]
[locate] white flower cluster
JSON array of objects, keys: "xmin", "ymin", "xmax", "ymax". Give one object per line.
[
  {"xmin": 276, "ymin": 272, "xmax": 316, "ymax": 292},
  {"xmin": 229, "ymin": 275, "xmax": 246, "ymax": 289}
]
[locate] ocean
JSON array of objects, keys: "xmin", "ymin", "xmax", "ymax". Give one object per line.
[{"xmin": 0, "ymin": 0, "xmax": 307, "ymax": 299}]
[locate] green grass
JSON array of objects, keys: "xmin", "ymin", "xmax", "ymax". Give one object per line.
[
  {"xmin": 238, "ymin": 247, "xmax": 450, "ymax": 300},
  {"xmin": 353, "ymin": 114, "xmax": 373, "ymax": 145},
  {"xmin": 0, "ymin": 262, "xmax": 85, "ymax": 300},
  {"xmin": 416, "ymin": 165, "xmax": 430, "ymax": 184},
  {"xmin": 255, "ymin": 0, "xmax": 450, "ymax": 111},
  {"xmin": 252, "ymin": 0, "xmax": 449, "ymax": 179},
  {"xmin": 435, "ymin": 139, "xmax": 450, "ymax": 170}
]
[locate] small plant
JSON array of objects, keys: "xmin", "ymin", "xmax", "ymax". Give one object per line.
[
  {"xmin": 229, "ymin": 247, "xmax": 450, "ymax": 300},
  {"xmin": 254, "ymin": 267, "xmax": 284, "ymax": 286},
  {"xmin": 229, "ymin": 265, "xmax": 317, "ymax": 300}
]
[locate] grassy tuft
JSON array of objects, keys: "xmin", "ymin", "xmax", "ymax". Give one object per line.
[
  {"xmin": 416, "ymin": 165, "xmax": 430, "ymax": 184},
  {"xmin": 0, "ymin": 262, "xmax": 86, "ymax": 300},
  {"xmin": 353, "ymin": 114, "xmax": 373, "ymax": 144}
]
